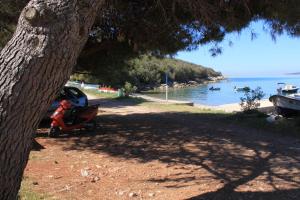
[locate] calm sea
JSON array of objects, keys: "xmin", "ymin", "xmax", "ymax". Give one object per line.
[{"xmin": 143, "ymin": 77, "xmax": 300, "ymax": 106}]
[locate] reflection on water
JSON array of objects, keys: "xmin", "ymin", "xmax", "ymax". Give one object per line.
[{"xmin": 143, "ymin": 77, "xmax": 300, "ymax": 106}]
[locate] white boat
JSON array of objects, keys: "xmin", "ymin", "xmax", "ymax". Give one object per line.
[
  {"xmin": 280, "ymin": 84, "xmax": 299, "ymax": 94},
  {"xmin": 269, "ymin": 93, "xmax": 300, "ymax": 116}
]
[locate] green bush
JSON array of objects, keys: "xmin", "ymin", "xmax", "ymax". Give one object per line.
[
  {"xmin": 123, "ymin": 82, "xmax": 137, "ymax": 96},
  {"xmin": 240, "ymin": 87, "xmax": 265, "ymax": 112}
]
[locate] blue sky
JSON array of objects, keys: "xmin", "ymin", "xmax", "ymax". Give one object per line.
[{"xmin": 176, "ymin": 21, "xmax": 300, "ymax": 77}]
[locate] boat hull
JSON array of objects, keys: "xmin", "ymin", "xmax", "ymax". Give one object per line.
[
  {"xmin": 269, "ymin": 95, "xmax": 300, "ymax": 116},
  {"xmin": 282, "ymin": 89, "xmax": 298, "ymax": 94}
]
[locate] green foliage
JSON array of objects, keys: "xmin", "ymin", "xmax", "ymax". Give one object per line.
[
  {"xmin": 0, "ymin": 0, "xmax": 299, "ymax": 89},
  {"xmin": 75, "ymin": 42, "xmax": 134, "ymax": 87},
  {"xmin": 242, "ymin": 86, "xmax": 251, "ymax": 93},
  {"xmin": 19, "ymin": 177, "xmax": 49, "ymax": 200},
  {"xmin": 128, "ymin": 58, "xmax": 162, "ymax": 87},
  {"xmin": 72, "ymin": 54, "xmax": 221, "ymax": 89},
  {"xmin": 83, "ymin": 89, "xmax": 119, "ymax": 99},
  {"xmin": 127, "ymin": 55, "xmax": 220, "ymax": 88},
  {"xmin": 240, "ymin": 87, "xmax": 265, "ymax": 112},
  {"xmin": 123, "ymin": 82, "xmax": 137, "ymax": 95},
  {"xmin": 230, "ymin": 111, "xmax": 300, "ymax": 137},
  {"xmin": 1, "ymin": 0, "xmax": 299, "ymax": 55},
  {"xmin": 93, "ymin": 0, "xmax": 300, "ymax": 55},
  {"xmin": 0, "ymin": 1, "xmax": 26, "ymax": 47}
]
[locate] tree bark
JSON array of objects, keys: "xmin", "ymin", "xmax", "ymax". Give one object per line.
[{"xmin": 0, "ymin": 0, "xmax": 103, "ymax": 199}]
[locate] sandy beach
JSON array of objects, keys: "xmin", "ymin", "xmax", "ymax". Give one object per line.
[{"xmin": 195, "ymin": 99, "xmax": 273, "ymax": 113}]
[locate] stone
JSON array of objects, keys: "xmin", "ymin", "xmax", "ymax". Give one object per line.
[
  {"xmin": 117, "ymin": 191, "xmax": 125, "ymax": 196},
  {"xmin": 148, "ymin": 193, "xmax": 155, "ymax": 197},
  {"xmin": 81, "ymin": 169, "xmax": 89, "ymax": 177},
  {"xmin": 95, "ymin": 165, "xmax": 101, "ymax": 169},
  {"xmin": 32, "ymin": 181, "xmax": 38, "ymax": 185},
  {"xmin": 129, "ymin": 192, "xmax": 138, "ymax": 197},
  {"xmin": 91, "ymin": 176, "xmax": 100, "ymax": 182}
]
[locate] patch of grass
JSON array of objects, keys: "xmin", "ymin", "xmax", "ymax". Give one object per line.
[
  {"xmin": 112, "ymin": 96, "xmax": 226, "ymax": 114},
  {"xmin": 140, "ymin": 101, "xmax": 226, "ymax": 114},
  {"xmin": 29, "ymin": 153, "xmax": 40, "ymax": 161},
  {"xmin": 19, "ymin": 177, "xmax": 49, "ymax": 200},
  {"xmin": 84, "ymin": 89, "xmax": 119, "ymax": 99},
  {"xmin": 117, "ymin": 96, "xmax": 147, "ymax": 104},
  {"xmin": 229, "ymin": 111, "xmax": 300, "ymax": 136}
]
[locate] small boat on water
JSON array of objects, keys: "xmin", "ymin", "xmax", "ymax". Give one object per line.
[
  {"xmin": 209, "ymin": 86, "xmax": 220, "ymax": 91},
  {"xmin": 269, "ymin": 93, "xmax": 300, "ymax": 116},
  {"xmin": 234, "ymin": 86, "xmax": 250, "ymax": 92}
]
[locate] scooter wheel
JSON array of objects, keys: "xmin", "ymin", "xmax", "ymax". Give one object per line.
[{"xmin": 48, "ymin": 127, "xmax": 60, "ymax": 138}]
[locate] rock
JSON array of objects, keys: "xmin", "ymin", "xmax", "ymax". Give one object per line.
[
  {"xmin": 91, "ymin": 176, "xmax": 100, "ymax": 183},
  {"xmin": 148, "ymin": 193, "xmax": 155, "ymax": 197},
  {"xmin": 266, "ymin": 114, "xmax": 282, "ymax": 123},
  {"xmin": 80, "ymin": 169, "xmax": 89, "ymax": 177},
  {"xmin": 95, "ymin": 165, "xmax": 101, "ymax": 169},
  {"xmin": 54, "ymin": 160, "xmax": 58, "ymax": 164},
  {"xmin": 129, "ymin": 192, "xmax": 138, "ymax": 198},
  {"xmin": 188, "ymin": 81, "xmax": 197, "ymax": 85},
  {"xmin": 117, "ymin": 191, "xmax": 125, "ymax": 196},
  {"xmin": 32, "ymin": 181, "xmax": 38, "ymax": 185}
]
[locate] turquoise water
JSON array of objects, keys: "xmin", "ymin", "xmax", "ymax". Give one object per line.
[{"xmin": 144, "ymin": 77, "xmax": 300, "ymax": 106}]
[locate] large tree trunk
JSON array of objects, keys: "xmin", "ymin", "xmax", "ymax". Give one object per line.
[{"xmin": 0, "ymin": 0, "xmax": 103, "ymax": 199}]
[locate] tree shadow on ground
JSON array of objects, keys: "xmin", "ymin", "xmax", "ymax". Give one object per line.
[
  {"xmin": 31, "ymin": 139, "xmax": 45, "ymax": 151},
  {"xmin": 38, "ymin": 111, "xmax": 300, "ymax": 199},
  {"xmin": 188, "ymin": 188, "xmax": 300, "ymax": 200}
]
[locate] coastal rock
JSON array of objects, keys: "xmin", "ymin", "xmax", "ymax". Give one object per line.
[
  {"xmin": 208, "ymin": 76, "xmax": 225, "ymax": 82},
  {"xmin": 149, "ymin": 75, "xmax": 225, "ymax": 91},
  {"xmin": 188, "ymin": 81, "xmax": 198, "ymax": 85}
]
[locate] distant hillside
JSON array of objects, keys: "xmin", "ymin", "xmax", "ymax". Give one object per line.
[
  {"xmin": 286, "ymin": 72, "xmax": 300, "ymax": 75},
  {"xmin": 71, "ymin": 54, "xmax": 222, "ymax": 89}
]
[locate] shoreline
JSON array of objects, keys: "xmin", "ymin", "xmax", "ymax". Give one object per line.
[
  {"xmin": 86, "ymin": 91, "xmax": 274, "ymax": 113},
  {"xmin": 194, "ymin": 99, "xmax": 273, "ymax": 113},
  {"xmin": 152, "ymin": 76, "xmax": 225, "ymax": 91},
  {"xmin": 132, "ymin": 94, "xmax": 274, "ymax": 113}
]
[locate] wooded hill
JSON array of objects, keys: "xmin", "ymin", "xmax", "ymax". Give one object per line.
[{"xmin": 71, "ymin": 54, "xmax": 222, "ymax": 90}]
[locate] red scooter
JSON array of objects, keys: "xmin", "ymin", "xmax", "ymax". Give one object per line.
[{"xmin": 48, "ymin": 100, "xmax": 98, "ymax": 137}]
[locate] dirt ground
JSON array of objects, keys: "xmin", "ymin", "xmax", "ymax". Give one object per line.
[{"xmin": 26, "ymin": 98, "xmax": 300, "ymax": 200}]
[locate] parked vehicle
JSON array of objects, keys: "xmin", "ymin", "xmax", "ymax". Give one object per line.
[
  {"xmin": 46, "ymin": 86, "xmax": 88, "ymax": 118},
  {"xmin": 269, "ymin": 94, "xmax": 300, "ymax": 116},
  {"xmin": 48, "ymin": 100, "xmax": 98, "ymax": 137}
]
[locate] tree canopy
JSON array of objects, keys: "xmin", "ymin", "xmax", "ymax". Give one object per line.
[
  {"xmin": 1, "ymin": 0, "xmax": 299, "ymax": 55},
  {"xmin": 1, "ymin": 0, "xmax": 299, "ymax": 87}
]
